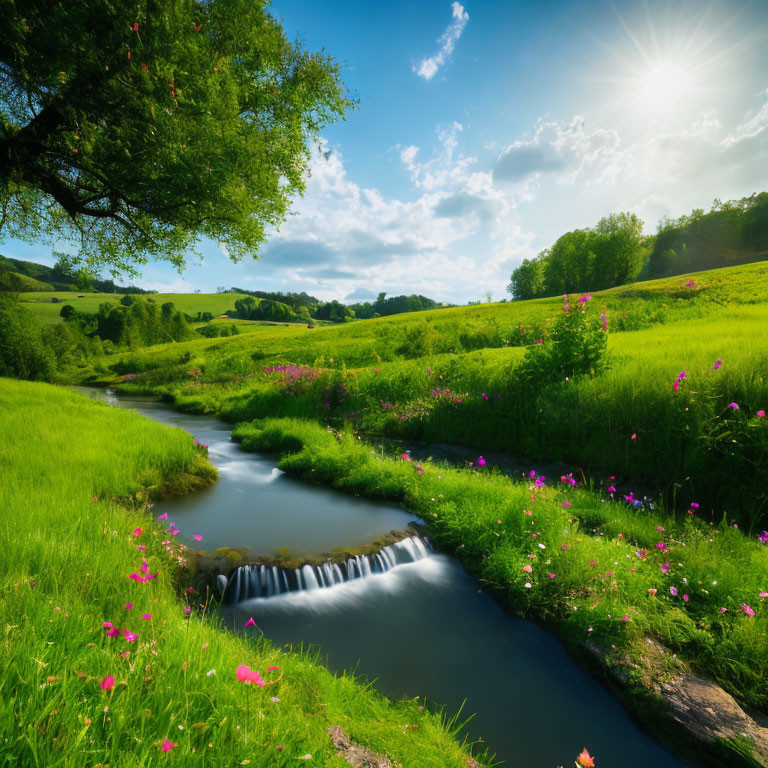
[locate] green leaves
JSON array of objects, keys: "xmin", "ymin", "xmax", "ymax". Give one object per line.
[{"xmin": 0, "ymin": 0, "xmax": 353, "ymax": 275}]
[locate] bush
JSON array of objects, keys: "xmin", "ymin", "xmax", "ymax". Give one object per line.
[
  {"xmin": 518, "ymin": 294, "xmax": 608, "ymax": 383},
  {"xmin": 0, "ymin": 296, "xmax": 57, "ymax": 380}
]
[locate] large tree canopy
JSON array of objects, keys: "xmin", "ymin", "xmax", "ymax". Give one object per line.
[{"xmin": 0, "ymin": 0, "xmax": 352, "ymax": 274}]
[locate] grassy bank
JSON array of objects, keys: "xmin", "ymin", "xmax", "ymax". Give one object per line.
[
  {"xmin": 232, "ymin": 416, "xmax": 768, "ymax": 765},
  {"xmin": 95, "ymin": 263, "xmax": 768, "ymax": 527},
  {"xmin": 0, "ymin": 378, "xmax": 485, "ymax": 768}
]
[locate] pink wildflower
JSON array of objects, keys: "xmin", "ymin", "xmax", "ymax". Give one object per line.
[
  {"xmin": 758, "ymin": 410, "xmax": 765, "ymax": 418},
  {"xmin": 161, "ymin": 739, "xmax": 176, "ymax": 752},
  {"xmin": 133, "ymin": 527, "xmax": 142, "ymax": 537},
  {"xmin": 743, "ymin": 604, "xmax": 755, "ymax": 617},
  {"xmin": 100, "ymin": 675, "xmax": 115, "ymax": 691},
  {"xmin": 193, "ymin": 534, "xmax": 202, "ymax": 541},
  {"xmin": 670, "ymin": 586, "xmax": 678, "ymax": 596},
  {"xmin": 244, "ymin": 617, "xmax": 256, "ymax": 628},
  {"xmin": 648, "ymin": 588, "xmax": 657, "ymax": 595}
]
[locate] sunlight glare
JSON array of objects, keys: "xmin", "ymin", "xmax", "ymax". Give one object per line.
[{"xmin": 635, "ymin": 60, "xmax": 695, "ymax": 113}]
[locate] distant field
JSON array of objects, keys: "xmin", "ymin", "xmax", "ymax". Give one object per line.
[{"xmin": 17, "ymin": 291, "xmax": 253, "ymax": 324}]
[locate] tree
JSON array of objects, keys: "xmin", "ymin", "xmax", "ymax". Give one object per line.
[{"xmin": 0, "ymin": 0, "xmax": 352, "ymax": 275}]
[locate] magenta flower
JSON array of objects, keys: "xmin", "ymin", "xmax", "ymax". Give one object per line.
[
  {"xmin": 656, "ymin": 526, "xmax": 664, "ymax": 532},
  {"xmin": 133, "ymin": 527, "xmax": 143, "ymax": 537},
  {"xmin": 600, "ymin": 310, "xmax": 608, "ymax": 330},
  {"xmin": 635, "ymin": 549, "xmax": 648, "ymax": 560},
  {"xmin": 683, "ymin": 594, "xmax": 689, "ymax": 602},
  {"xmin": 124, "ymin": 631, "xmax": 138, "ymax": 642},
  {"xmin": 656, "ymin": 542, "xmax": 669, "ymax": 552},
  {"xmin": 161, "ymin": 739, "xmax": 176, "ymax": 752},
  {"xmin": 648, "ymin": 588, "xmax": 657, "ymax": 595},
  {"xmin": 661, "ymin": 562, "xmax": 670, "ymax": 574},
  {"xmin": 106, "ymin": 627, "xmax": 120, "ymax": 638},
  {"xmin": 156, "ymin": 512, "xmax": 168, "ymax": 521},
  {"xmin": 619, "ymin": 615, "xmax": 630, "ymax": 622},
  {"xmin": 183, "ymin": 606, "xmax": 191, "ymax": 616},
  {"xmin": 588, "ymin": 560, "xmax": 598, "ymax": 566},
  {"xmin": 760, "ymin": 531, "xmax": 768, "ymax": 544},
  {"xmin": 244, "ymin": 617, "xmax": 256, "ymax": 627},
  {"xmin": 720, "ymin": 607, "xmax": 727, "ymax": 613},
  {"xmin": 548, "ymin": 573, "xmax": 556, "ymax": 579},
  {"xmin": 670, "ymin": 586, "xmax": 678, "ymax": 596},
  {"xmin": 607, "ymin": 485, "xmax": 616, "ymax": 494},
  {"xmin": 400, "ymin": 453, "xmax": 411, "ymax": 462},
  {"xmin": 535, "ymin": 338, "xmax": 543, "ymax": 345},
  {"xmin": 477, "ymin": 456, "xmax": 486, "ymax": 467},
  {"xmin": 141, "ymin": 614, "xmax": 152, "ymax": 620},
  {"xmin": 100, "ymin": 675, "xmax": 115, "ymax": 691},
  {"xmin": 759, "ymin": 592, "xmax": 768, "ymax": 598},
  {"xmin": 193, "ymin": 534, "xmax": 202, "ymax": 541},
  {"xmin": 236, "ymin": 665, "xmax": 266, "ymax": 686},
  {"xmin": 758, "ymin": 410, "xmax": 766, "ymax": 418},
  {"xmin": 481, "ymin": 393, "xmax": 489, "ymax": 401},
  {"xmin": 728, "ymin": 402, "xmax": 739, "ymax": 410},
  {"xmin": 562, "ymin": 501, "xmax": 571, "ymax": 509},
  {"xmin": 534, "ymin": 475, "xmax": 546, "ymax": 487},
  {"xmin": 631, "ymin": 433, "xmax": 637, "ymax": 440},
  {"xmin": 523, "ymin": 565, "xmax": 532, "ymax": 573},
  {"xmin": 124, "ymin": 603, "xmax": 133, "ymax": 611},
  {"xmin": 743, "ymin": 604, "xmax": 755, "ymax": 617},
  {"xmin": 137, "ymin": 544, "xmax": 146, "ymax": 551}
]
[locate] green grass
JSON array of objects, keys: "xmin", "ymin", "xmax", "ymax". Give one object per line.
[
  {"xmin": 0, "ymin": 378, "xmax": 486, "ymax": 768},
  {"xmin": 85, "ymin": 262, "xmax": 768, "ymax": 528},
  {"xmin": 17, "ymin": 291, "xmax": 256, "ymax": 324},
  {"xmin": 230, "ymin": 416, "xmax": 768, "ymax": 762}
]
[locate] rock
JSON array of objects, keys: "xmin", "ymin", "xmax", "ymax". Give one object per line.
[
  {"xmin": 328, "ymin": 725, "xmax": 393, "ymax": 767},
  {"xmin": 660, "ymin": 674, "xmax": 768, "ymax": 766}
]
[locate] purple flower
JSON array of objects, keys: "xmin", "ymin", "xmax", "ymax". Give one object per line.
[
  {"xmin": 713, "ymin": 360, "xmax": 722, "ymax": 371},
  {"xmin": 670, "ymin": 586, "xmax": 678, "ymax": 597},
  {"xmin": 758, "ymin": 531, "xmax": 768, "ymax": 544},
  {"xmin": 728, "ymin": 402, "xmax": 739, "ymax": 411},
  {"xmin": 757, "ymin": 410, "xmax": 765, "ymax": 418},
  {"xmin": 661, "ymin": 562, "xmax": 670, "ymax": 574}
]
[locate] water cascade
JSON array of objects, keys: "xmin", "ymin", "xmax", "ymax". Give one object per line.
[{"xmin": 219, "ymin": 536, "xmax": 432, "ymax": 603}]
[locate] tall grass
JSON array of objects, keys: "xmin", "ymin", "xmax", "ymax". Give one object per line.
[{"xmin": 0, "ymin": 378, "xmax": 485, "ymax": 768}]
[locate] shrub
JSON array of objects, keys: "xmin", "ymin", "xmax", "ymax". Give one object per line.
[{"xmin": 518, "ymin": 294, "xmax": 608, "ymax": 383}]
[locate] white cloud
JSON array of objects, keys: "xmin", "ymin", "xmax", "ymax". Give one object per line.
[
  {"xmin": 413, "ymin": 2, "xmax": 469, "ymax": 81},
  {"xmin": 257, "ymin": 134, "xmax": 533, "ymax": 303}
]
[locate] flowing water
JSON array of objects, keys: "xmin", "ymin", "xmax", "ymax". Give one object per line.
[{"xmin": 79, "ymin": 388, "xmax": 698, "ymax": 768}]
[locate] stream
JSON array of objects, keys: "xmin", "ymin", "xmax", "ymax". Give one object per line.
[{"xmin": 79, "ymin": 388, "xmax": 698, "ymax": 768}]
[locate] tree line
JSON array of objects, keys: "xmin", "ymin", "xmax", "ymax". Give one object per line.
[{"xmin": 508, "ymin": 193, "xmax": 768, "ymax": 300}]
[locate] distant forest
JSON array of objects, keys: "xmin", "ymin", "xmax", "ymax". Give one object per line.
[{"xmin": 508, "ymin": 192, "xmax": 768, "ymax": 300}]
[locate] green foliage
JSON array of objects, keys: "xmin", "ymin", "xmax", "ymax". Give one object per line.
[
  {"xmin": 509, "ymin": 212, "xmax": 646, "ymax": 299},
  {"xmin": 647, "ymin": 193, "xmax": 768, "ymax": 278},
  {"xmin": 0, "ymin": 0, "xmax": 352, "ymax": 274},
  {"xmin": 518, "ymin": 295, "xmax": 608, "ymax": 382},
  {"xmin": 0, "ymin": 295, "xmax": 56, "ymax": 379}
]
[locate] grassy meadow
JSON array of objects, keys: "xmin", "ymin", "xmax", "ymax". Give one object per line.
[
  {"xmin": 87, "ymin": 262, "xmax": 768, "ymax": 529},
  {"xmin": 0, "ymin": 378, "xmax": 485, "ymax": 768},
  {"xmin": 17, "ymin": 291, "xmax": 256, "ymax": 324}
]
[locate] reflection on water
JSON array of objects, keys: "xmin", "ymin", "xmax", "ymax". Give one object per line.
[{"xmin": 78, "ymin": 387, "xmax": 698, "ymax": 768}]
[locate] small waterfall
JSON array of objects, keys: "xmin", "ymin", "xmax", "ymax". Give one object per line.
[{"xmin": 220, "ymin": 536, "xmax": 432, "ymax": 603}]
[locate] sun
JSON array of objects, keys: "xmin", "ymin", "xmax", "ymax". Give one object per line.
[{"xmin": 635, "ymin": 60, "xmax": 695, "ymax": 112}]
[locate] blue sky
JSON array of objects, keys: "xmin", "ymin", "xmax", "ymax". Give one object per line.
[{"xmin": 4, "ymin": 0, "xmax": 768, "ymax": 302}]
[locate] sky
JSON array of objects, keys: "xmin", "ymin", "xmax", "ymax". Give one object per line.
[{"xmin": 4, "ymin": 0, "xmax": 768, "ymax": 302}]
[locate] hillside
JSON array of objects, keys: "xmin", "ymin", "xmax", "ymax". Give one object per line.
[
  {"xmin": 17, "ymin": 291, "xmax": 257, "ymax": 325},
  {"xmin": 76, "ymin": 260, "xmax": 768, "ymax": 529}
]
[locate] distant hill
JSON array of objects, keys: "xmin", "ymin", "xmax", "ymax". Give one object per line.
[
  {"xmin": 0, "ymin": 255, "xmax": 153, "ymax": 294},
  {"xmin": 0, "ymin": 271, "xmax": 54, "ymax": 292},
  {"xmin": 0, "ymin": 255, "xmax": 73, "ymax": 291}
]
